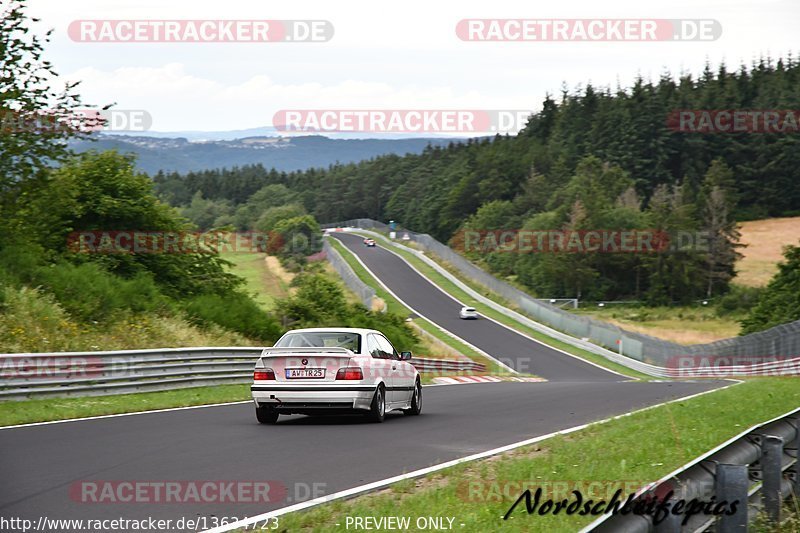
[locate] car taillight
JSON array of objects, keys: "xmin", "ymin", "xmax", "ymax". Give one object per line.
[
  {"xmin": 254, "ymin": 369, "xmax": 276, "ymax": 380},
  {"xmin": 336, "ymin": 367, "xmax": 363, "ymax": 380}
]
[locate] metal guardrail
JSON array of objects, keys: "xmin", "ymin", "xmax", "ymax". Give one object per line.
[
  {"xmin": 323, "ymin": 238, "xmax": 377, "ymax": 309},
  {"xmin": 0, "ymin": 348, "xmax": 485, "ymax": 400},
  {"xmin": 326, "ymin": 219, "xmax": 800, "ymax": 377},
  {"xmin": 413, "ymin": 358, "xmax": 486, "ymax": 373},
  {"xmin": 584, "ymin": 407, "xmax": 800, "ymax": 532}
]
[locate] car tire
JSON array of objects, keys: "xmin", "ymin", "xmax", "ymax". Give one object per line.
[
  {"xmin": 403, "ymin": 380, "xmax": 422, "ymax": 416},
  {"xmin": 366, "ymin": 385, "xmax": 386, "ymax": 423},
  {"xmin": 255, "ymin": 404, "xmax": 279, "ymax": 424}
]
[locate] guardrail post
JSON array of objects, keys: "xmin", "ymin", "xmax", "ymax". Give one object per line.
[
  {"xmin": 716, "ymin": 464, "xmax": 748, "ymax": 532},
  {"xmin": 761, "ymin": 435, "xmax": 784, "ymax": 523}
]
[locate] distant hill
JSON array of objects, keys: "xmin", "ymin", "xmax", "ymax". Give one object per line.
[{"xmin": 69, "ymin": 134, "xmax": 460, "ymax": 175}]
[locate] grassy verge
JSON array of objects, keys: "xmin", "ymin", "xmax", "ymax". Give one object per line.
[
  {"xmin": 353, "ymin": 232, "xmax": 649, "ymax": 380},
  {"xmin": 222, "ymin": 252, "xmax": 292, "ymax": 311},
  {"xmin": 246, "ymin": 378, "xmax": 800, "ymax": 532},
  {"xmin": 328, "ymin": 238, "xmax": 514, "ymax": 376},
  {"xmin": 0, "ymin": 384, "xmax": 251, "ymax": 427},
  {"xmin": 0, "ymin": 285, "xmax": 249, "ymax": 353}
]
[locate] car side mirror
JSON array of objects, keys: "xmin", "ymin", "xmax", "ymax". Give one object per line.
[{"xmin": 400, "ymin": 351, "xmax": 412, "ymax": 361}]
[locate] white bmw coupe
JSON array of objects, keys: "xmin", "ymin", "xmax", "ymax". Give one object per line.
[{"xmin": 251, "ymin": 328, "xmax": 422, "ymax": 424}]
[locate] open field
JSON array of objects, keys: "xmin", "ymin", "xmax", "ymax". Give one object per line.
[
  {"xmin": 736, "ymin": 216, "xmax": 800, "ymax": 287},
  {"xmin": 572, "ymin": 305, "xmax": 742, "ymax": 345}
]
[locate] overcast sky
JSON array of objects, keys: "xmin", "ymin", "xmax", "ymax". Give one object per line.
[{"xmin": 27, "ymin": 0, "xmax": 800, "ymax": 134}]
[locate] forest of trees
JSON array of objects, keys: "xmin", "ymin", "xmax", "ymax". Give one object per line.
[{"xmin": 155, "ymin": 56, "xmax": 800, "ymax": 305}]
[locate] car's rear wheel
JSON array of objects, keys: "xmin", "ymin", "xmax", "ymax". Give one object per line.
[
  {"xmin": 403, "ymin": 380, "xmax": 422, "ymax": 416},
  {"xmin": 366, "ymin": 385, "xmax": 385, "ymax": 423},
  {"xmin": 255, "ymin": 404, "xmax": 279, "ymax": 424}
]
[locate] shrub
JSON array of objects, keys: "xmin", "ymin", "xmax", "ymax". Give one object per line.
[
  {"xmin": 34, "ymin": 262, "xmax": 168, "ymax": 322},
  {"xmin": 183, "ymin": 292, "xmax": 281, "ymax": 342},
  {"xmin": 276, "ymin": 273, "xmax": 419, "ymax": 351},
  {"xmin": 715, "ymin": 285, "xmax": 763, "ymax": 316},
  {"xmin": 0, "ymin": 243, "xmax": 46, "ymax": 285}
]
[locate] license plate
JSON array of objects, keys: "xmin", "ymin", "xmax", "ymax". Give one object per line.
[{"xmin": 285, "ymin": 368, "xmax": 325, "ymax": 379}]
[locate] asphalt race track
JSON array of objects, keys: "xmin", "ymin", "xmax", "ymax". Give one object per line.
[
  {"xmin": 0, "ymin": 233, "xmax": 728, "ymax": 530},
  {"xmin": 334, "ymin": 232, "xmax": 619, "ymax": 381}
]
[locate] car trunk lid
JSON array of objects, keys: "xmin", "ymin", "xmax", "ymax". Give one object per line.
[{"xmin": 256, "ymin": 347, "xmax": 355, "ymax": 382}]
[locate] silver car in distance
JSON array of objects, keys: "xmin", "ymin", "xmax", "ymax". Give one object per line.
[
  {"xmin": 459, "ymin": 306, "xmax": 478, "ymax": 319},
  {"xmin": 251, "ymin": 328, "xmax": 422, "ymax": 424}
]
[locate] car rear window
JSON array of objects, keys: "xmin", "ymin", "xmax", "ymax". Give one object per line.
[
  {"xmin": 274, "ymin": 332, "xmax": 361, "ymax": 353},
  {"xmin": 464, "ymin": 308, "xmax": 476, "ymax": 312}
]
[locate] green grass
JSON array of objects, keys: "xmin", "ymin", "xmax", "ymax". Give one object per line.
[
  {"xmin": 328, "ymin": 238, "xmax": 513, "ymax": 375},
  {"xmin": 0, "ymin": 384, "xmax": 251, "ymax": 427},
  {"xmin": 244, "ymin": 378, "xmax": 800, "ymax": 532},
  {"xmin": 221, "ymin": 252, "xmax": 291, "ymax": 311},
  {"xmin": 0, "ymin": 285, "xmax": 249, "ymax": 353},
  {"xmin": 353, "ymin": 232, "xmax": 650, "ymax": 380}
]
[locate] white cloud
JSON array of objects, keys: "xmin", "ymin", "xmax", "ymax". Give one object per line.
[{"xmin": 28, "ymin": 0, "xmax": 800, "ymax": 132}]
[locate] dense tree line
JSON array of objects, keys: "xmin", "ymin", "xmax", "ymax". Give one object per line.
[
  {"xmin": 155, "ymin": 57, "xmax": 800, "ymax": 305},
  {"xmin": 157, "ymin": 57, "xmax": 800, "ymax": 230}
]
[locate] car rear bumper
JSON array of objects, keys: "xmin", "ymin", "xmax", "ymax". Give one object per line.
[{"xmin": 251, "ymin": 384, "xmax": 375, "ymax": 413}]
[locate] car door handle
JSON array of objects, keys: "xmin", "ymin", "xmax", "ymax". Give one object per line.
[{"xmin": 392, "ymin": 366, "xmax": 397, "ymax": 371}]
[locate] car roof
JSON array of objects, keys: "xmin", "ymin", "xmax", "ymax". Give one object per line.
[{"xmin": 282, "ymin": 327, "xmax": 383, "ymax": 336}]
